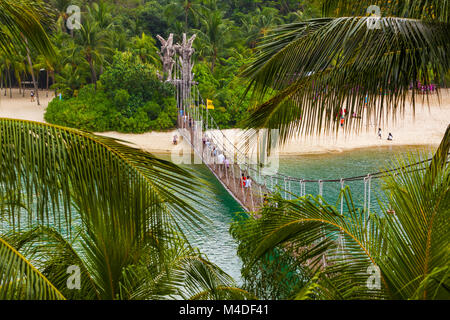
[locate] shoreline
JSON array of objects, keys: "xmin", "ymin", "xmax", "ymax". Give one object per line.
[{"xmin": 1, "ymin": 88, "xmax": 449, "ymax": 157}]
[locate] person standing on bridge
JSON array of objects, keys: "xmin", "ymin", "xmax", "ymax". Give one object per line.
[
  {"xmin": 217, "ymin": 152, "xmax": 224, "ymax": 165},
  {"xmin": 217, "ymin": 152, "xmax": 225, "ymax": 176},
  {"xmin": 224, "ymin": 156, "xmax": 230, "ymax": 170},
  {"xmin": 245, "ymin": 176, "xmax": 252, "ymax": 189},
  {"xmin": 240, "ymin": 174, "xmax": 246, "ymax": 188}
]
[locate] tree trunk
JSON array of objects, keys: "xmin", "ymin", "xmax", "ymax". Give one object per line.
[
  {"xmin": 211, "ymin": 47, "xmax": 217, "ymax": 73},
  {"xmin": 46, "ymin": 70, "xmax": 49, "ymax": 97},
  {"xmin": 26, "ymin": 52, "xmax": 39, "ymax": 105},
  {"xmin": 3, "ymin": 69, "xmax": 7, "ymax": 96},
  {"xmin": 87, "ymin": 55, "xmax": 97, "ymax": 89},
  {"xmin": 8, "ymin": 68, "xmax": 12, "ymax": 98},
  {"xmin": 22, "ymin": 35, "xmax": 40, "ymax": 105}
]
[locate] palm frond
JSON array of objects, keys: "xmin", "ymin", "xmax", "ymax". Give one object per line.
[
  {"xmin": 0, "ymin": 236, "xmax": 65, "ymax": 300},
  {"xmin": 0, "ymin": 0, "xmax": 55, "ymax": 57},
  {"xmin": 242, "ymin": 17, "xmax": 449, "ymax": 144},
  {"xmin": 233, "ymin": 147, "xmax": 449, "ymax": 299},
  {"xmin": 2, "ymin": 225, "xmax": 101, "ymax": 299},
  {"xmin": 0, "ymin": 118, "xmax": 206, "ymax": 239},
  {"xmin": 322, "ymin": 0, "xmax": 449, "ymax": 23}
]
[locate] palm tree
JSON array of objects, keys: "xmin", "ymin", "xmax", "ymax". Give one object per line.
[
  {"xmin": 231, "ymin": 126, "xmax": 449, "ymax": 299},
  {"xmin": 130, "ymin": 32, "xmax": 160, "ymax": 66},
  {"xmin": 240, "ymin": 7, "xmax": 283, "ymax": 49},
  {"xmin": 164, "ymin": 0, "xmax": 197, "ymax": 33},
  {"xmin": 0, "ymin": 119, "xmax": 252, "ymax": 300},
  {"xmin": 194, "ymin": 2, "xmax": 232, "ymax": 73},
  {"xmin": 1, "ymin": 0, "xmax": 56, "ymax": 105},
  {"xmin": 242, "ymin": 0, "xmax": 449, "ymax": 142},
  {"xmin": 75, "ymin": 19, "xmax": 112, "ymax": 89}
]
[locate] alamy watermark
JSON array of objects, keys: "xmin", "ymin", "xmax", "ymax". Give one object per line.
[
  {"xmin": 66, "ymin": 265, "xmax": 81, "ymax": 290},
  {"xmin": 366, "ymin": 5, "xmax": 382, "ymax": 30},
  {"xmin": 366, "ymin": 264, "xmax": 381, "ymax": 290},
  {"xmin": 66, "ymin": 5, "xmax": 81, "ymax": 30}
]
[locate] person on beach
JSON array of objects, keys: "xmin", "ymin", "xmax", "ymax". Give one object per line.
[
  {"xmin": 378, "ymin": 128, "xmax": 382, "ymax": 139},
  {"xmin": 172, "ymin": 134, "xmax": 178, "ymax": 145},
  {"xmin": 387, "ymin": 133, "xmax": 393, "ymax": 141},
  {"xmin": 30, "ymin": 90, "xmax": 35, "ymax": 102}
]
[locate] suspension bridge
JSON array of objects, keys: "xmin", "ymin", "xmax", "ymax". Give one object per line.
[{"xmin": 158, "ymin": 33, "xmax": 439, "ymax": 214}]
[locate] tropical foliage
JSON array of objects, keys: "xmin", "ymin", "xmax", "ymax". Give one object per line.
[
  {"xmin": 0, "ymin": 118, "xmax": 250, "ymax": 300},
  {"xmin": 242, "ymin": 0, "xmax": 450, "ymax": 142},
  {"xmin": 45, "ymin": 51, "xmax": 177, "ymax": 133},
  {"xmin": 1, "ymin": 0, "xmax": 324, "ymax": 131},
  {"xmin": 231, "ymin": 126, "xmax": 450, "ymax": 300},
  {"xmin": 1, "ymin": 0, "xmax": 449, "ymax": 302}
]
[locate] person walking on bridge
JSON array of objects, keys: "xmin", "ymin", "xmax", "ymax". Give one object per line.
[
  {"xmin": 245, "ymin": 176, "xmax": 252, "ymax": 189},
  {"xmin": 240, "ymin": 174, "xmax": 246, "ymax": 187}
]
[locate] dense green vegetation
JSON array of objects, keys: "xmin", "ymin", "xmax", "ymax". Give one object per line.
[
  {"xmin": 0, "ymin": 0, "xmax": 322, "ymax": 132},
  {"xmin": 45, "ymin": 51, "xmax": 177, "ymax": 132}
]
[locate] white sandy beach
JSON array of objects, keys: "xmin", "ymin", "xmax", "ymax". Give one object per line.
[{"xmin": 1, "ymin": 87, "xmax": 449, "ymax": 155}]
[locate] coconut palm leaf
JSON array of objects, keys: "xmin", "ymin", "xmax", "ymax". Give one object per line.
[
  {"xmin": 0, "ymin": 235, "xmax": 65, "ymax": 300},
  {"xmin": 0, "ymin": 118, "xmax": 206, "ymax": 238},
  {"xmin": 235, "ymin": 147, "xmax": 449, "ymax": 299},
  {"xmin": 0, "ymin": 0, "xmax": 55, "ymax": 57},
  {"xmin": 3, "ymin": 225, "xmax": 103, "ymax": 299},
  {"xmin": 242, "ymin": 16, "xmax": 449, "ymax": 144},
  {"xmin": 118, "ymin": 238, "xmax": 254, "ymax": 300},
  {"xmin": 322, "ymin": 0, "xmax": 449, "ymax": 22},
  {"xmin": 378, "ymin": 152, "xmax": 450, "ymax": 299}
]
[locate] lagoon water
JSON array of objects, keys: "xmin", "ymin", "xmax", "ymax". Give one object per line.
[{"xmin": 163, "ymin": 145, "xmax": 435, "ymax": 285}]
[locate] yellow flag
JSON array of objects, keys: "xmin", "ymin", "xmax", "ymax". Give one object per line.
[{"xmin": 207, "ymin": 99, "xmax": 214, "ymax": 109}]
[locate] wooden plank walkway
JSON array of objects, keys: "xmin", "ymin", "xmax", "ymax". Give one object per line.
[{"xmin": 178, "ymin": 118, "xmax": 270, "ymax": 213}]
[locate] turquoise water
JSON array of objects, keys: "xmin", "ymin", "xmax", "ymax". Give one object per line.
[
  {"xmin": 156, "ymin": 154, "xmax": 247, "ymax": 284},
  {"xmin": 182, "ymin": 163, "xmax": 246, "ymax": 284},
  {"xmin": 275, "ymin": 145, "xmax": 434, "ymax": 211},
  {"xmin": 1, "ymin": 146, "xmax": 434, "ymax": 287},
  {"xmin": 158, "ymin": 145, "xmax": 436, "ymax": 285}
]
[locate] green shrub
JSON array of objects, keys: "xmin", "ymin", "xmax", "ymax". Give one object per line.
[{"xmin": 45, "ymin": 52, "xmax": 177, "ymax": 133}]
